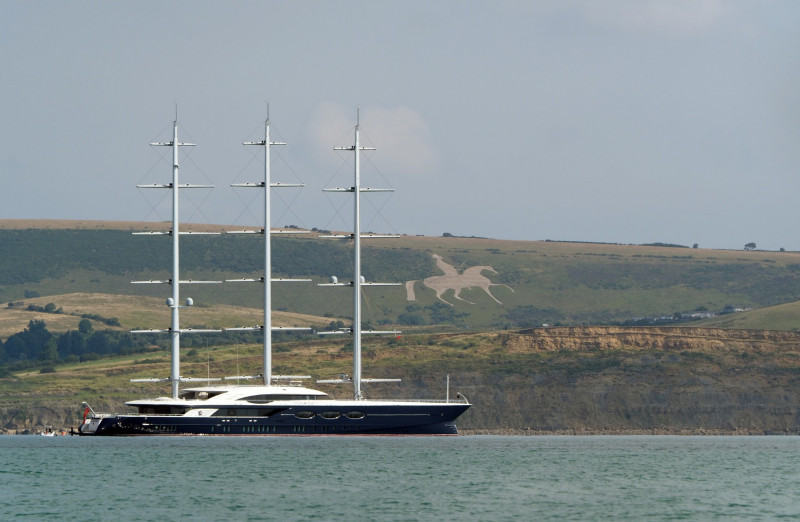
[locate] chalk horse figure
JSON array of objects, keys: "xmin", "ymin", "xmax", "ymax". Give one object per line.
[{"xmin": 422, "ymin": 254, "xmax": 514, "ymax": 305}]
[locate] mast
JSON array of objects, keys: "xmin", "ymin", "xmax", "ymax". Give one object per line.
[
  {"xmin": 262, "ymin": 118, "xmax": 275, "ymax": 384},
  {"xmin": 230, "ymin": 110, "xmax": 309, "ymax": 386},
  {"xmin": 352, "ymin": 120, "xmax": 364, "ymax": 398},
  {"xmin": 321, "ymin": 112, "xmax": 400, "ymax": 400},
  {"xmin": 133, "ymin": 117, "xmax": 218, "ymax": 399},
  {"xmin": 169, "ymin": 120, "xmax": 181, "ymax": 399}
]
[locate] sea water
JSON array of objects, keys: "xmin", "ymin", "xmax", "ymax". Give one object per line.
[{"xmin": 1, "ymin": 435, "xmax": 798, "ymax": 521}]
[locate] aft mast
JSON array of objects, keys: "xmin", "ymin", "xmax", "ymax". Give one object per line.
[{"xmin": 229, "ymin": 109, "xmax": 310, "ymax": 386}]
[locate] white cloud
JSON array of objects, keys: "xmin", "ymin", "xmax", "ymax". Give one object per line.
[
  {"xmin": 307, "ymin": 102, "xmax": 439, "ymax": 177},
  {"xmin": 571, "ymin": 0, "xmax": 731, "ymax": 37}
]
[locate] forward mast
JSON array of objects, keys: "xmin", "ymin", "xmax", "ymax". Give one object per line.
[{"xmin": 320, "ymin": 114, "xmax": 401, "ymax": 400}]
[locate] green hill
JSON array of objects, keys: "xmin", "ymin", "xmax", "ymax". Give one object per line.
[{"xmin": 2, "ymin": 220, "xmax": 800, "ymax": 333}]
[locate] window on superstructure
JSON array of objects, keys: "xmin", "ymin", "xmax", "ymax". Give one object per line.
[
  {"xmin": 210, "ymin": 408, "xmax": 279, "ymax": 417},
  {"xmin": 243, "ymin": 394, "xmax": 325, "ymax": 403},
  {"xmin": 179, "ymin": 390, "xmax": 225, "ymax": 400},
  {"xmin": 137, "ymin": 405, "xmax": 188, "ymax": 415}
]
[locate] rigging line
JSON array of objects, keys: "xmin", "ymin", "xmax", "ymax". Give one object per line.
[
  {"xmin": 181, "ymin": 188, "xmax": 216, "ymax": 226},
  {"xmin": 228, "ymin": 140, "xmax": 265, "ymax": 228},
  {"xmin": 362, "ymin": 194, "xmax": 399, "ymax": 236},
  {"xmin": 322, "ymin": 148, "xmax": 351, "ymax": 190},
  {"xmin": 322, "ymin": 122, "xmax": 358, "ymax": 185},
  {"xmin": 230, "ymin": 144, "xmax": 262, "ymax": 186},
  {"xmin": 229, "ymin": 185, "xmax": 263, "ymax": 228},
  {"xmin": 136, "ymin": 187, "xmax": 172, "ymax": 223},
  {"xmin": 360, "ymin": 286, "xmax": 382, "ymax": 329},
  {"xmin": 229, "ymin": 152, "xmax": 265, "ymax": 226},
  {"xmin": 138, "ymin": 141, "xmax": 172, "ymax": 187},
  {"xmin": 360, "ymin": 153, "xmax": 395, "ymax": 191},
  {"xmin": 272, "ymin": 187, "xmax": 310, "ymax": 231},
  {"xmin": 173, "ymin": 122, "xmax": 217, "ymax": 190},
  {"xmin": 273, "ymin": 276, "xmax": 312, "ymax": 322},
  {"xmin": 320, "ymin": 164, "xmax": 357, "ymax": 231},
  {"xmin": 182, "ymin": 147, "xmax": 216, "ymax": 188},
  {"xmin": 243, "ymin": 119, "xmax": 266, "ymax": 145},
  {"xmin": 137, "ymin": 141, "xmax": 172, "ymax": 222},
  {"xmin": 274, "ymin": 152, "xmax": 306, "ymax": 186},
  {"xmin": 269, "ymin": 145, "xmax": 306, "ymax": 187},
  {"xmin": 356, "ymin": 130, "xmax": 396, "ymax": 199},
  {"xmin": 148, "ymin": 121, "xmax": 173, "ymax": 148},
  {"xmin": 320, "ymin": 192, "xmax": 353, "ymax": 234}
]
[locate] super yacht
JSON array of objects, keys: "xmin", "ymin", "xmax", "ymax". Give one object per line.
[{"xmin": 78, "ymin": 112, "xmax": 470, "ymax": 436}]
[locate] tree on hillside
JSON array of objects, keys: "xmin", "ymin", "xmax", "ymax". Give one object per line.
[
  {"xmin": 397, "ymin": 312, "xmax": 425, "ymax": 326},
  {"xmin": 57, "ymin": 330, "xmax": 87, "ymax": 358},
  {"xmin": 78, "ymin": 318, "xmax": 93, "ymax": 334},
  {"xmin": 39, "ymin": 339, "xmax": 58, "ymax": 361},
  {"xmin": 1, "ymin": 319, "xmax": 52, "ymax": 362},
  {"xmin": 426, "ymin": 302, "xmax": 468, "ymax": 324},
  {"xmin": 744, "ymin": 242, "xmax": 757, "ymax": 251}
]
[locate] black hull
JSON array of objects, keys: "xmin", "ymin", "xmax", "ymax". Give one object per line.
[{"xmin": 79, "ymin": 403, "xmax": 469, "ymax": 436}]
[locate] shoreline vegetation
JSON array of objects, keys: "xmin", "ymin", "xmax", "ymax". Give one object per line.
[
  {"xmin": 3, "ymin": 326, "xmax": 800, "ymax": 435},
  {"xmin": 3, "ymin": 429, "xmax": 795, "ymax": 436}
]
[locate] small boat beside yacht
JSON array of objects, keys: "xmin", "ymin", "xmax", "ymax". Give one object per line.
[{"xmin": 78, "ymin": 112, "xmax": 470, "ymax": 436}]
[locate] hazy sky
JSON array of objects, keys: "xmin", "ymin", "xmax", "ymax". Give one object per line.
[{"xmin": 2, "ymin": 1, "xmax": 799, "ymax": 250}]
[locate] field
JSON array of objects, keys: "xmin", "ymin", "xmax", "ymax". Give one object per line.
[{"xmin": 0, "ymin": 292, "xmax": 342, "ymax": 338}]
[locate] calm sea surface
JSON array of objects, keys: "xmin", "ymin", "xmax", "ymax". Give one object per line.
[{"xmin": 1, "ymin": 435, "xmax": 798, "ymax": 521}]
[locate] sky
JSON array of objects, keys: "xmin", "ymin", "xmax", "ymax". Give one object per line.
[{"xmin": 2, "ymin": 1, "xmax": 800, "ymax": 251}]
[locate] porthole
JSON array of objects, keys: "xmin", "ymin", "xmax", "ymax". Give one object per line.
[
  {"xmin": 320, "ymin": 411, "xmax": 341, "ymax": 419},
  {"xmin": 345, "ymin": 411, "xmax": 365, "ymax": 419},
  {"xmin": 294, "ymin": 410, "xmax": 315, "ymax": 419}
]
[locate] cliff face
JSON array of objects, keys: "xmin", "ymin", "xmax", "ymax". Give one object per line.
[
  {"xmin": 3, "ymin": 327, "xmax": 800, "ymax": 435},
  {"xmin": 452, "ymin": 327, "xmax": 800, "ymax": 434}
]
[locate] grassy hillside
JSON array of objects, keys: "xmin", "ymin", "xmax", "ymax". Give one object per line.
[
  {"xmin": 696, "ymin": 301, "xmax": 800, "ymax": 330},
  {"xmin": 3, "ymin": 220, "xmax": 800, "ymax": 334},
  {"xmin": 0, "ymin": 293, "xmax": 342, "ymax": 338}
]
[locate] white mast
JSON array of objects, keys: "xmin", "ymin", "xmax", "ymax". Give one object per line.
[
  {"xmin": 351, "ymin": 119, "xmax": 365, "ymax": 398},
  {"xmin": 168, "ymin": 120, "xmax": 182, "ymax": 399},
  {"xmin": 321, "ymin": 111, "xmax": 400, "ymax": 400},
  {"xmin": 229, "ymin": 109, "xmax": 309, "ymax": 386},
  {"xmin": 133, "ymin": 117, "xmax": 218, "ymax": 399}
]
